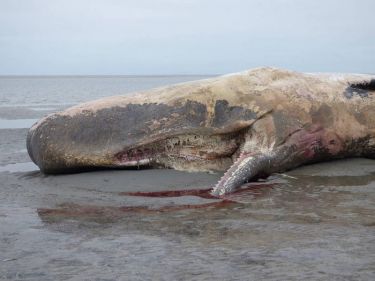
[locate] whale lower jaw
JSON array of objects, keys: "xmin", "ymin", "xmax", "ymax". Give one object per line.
[{"xmin": 111, "ymin": 131, "xmax": 245, "ymax": 173}]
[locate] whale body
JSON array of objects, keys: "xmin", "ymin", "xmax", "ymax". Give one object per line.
[{"xmin": 26, "ymin": 67, "xmax": 375, "ymax": 195}]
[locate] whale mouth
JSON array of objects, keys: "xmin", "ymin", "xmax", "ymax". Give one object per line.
[{"xmin": 114, "ymin": 131, "xmax": 246, "ymax": 171}]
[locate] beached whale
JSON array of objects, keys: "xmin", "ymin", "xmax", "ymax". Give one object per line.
[{"xmin": 27, "ymin": 67, "xmax": 375, "ymax": 196}]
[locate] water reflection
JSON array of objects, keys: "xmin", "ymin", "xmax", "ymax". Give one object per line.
[
  {"xmin": 2, "ymin": 159, "xmax": 374, "ymax": 280},
  {"xmin": 37, "ymin": 168, "xmax": 375, "ymax": 229}
]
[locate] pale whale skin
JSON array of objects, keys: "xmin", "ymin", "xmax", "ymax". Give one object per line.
[{"xmin": 27, "ymin": 67, "xmax": 375, "ymax": 196}]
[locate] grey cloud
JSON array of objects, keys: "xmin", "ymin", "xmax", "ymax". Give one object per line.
[{"xmin": 0, "ymin": 0, "xmax": 374, "ymax": 74}]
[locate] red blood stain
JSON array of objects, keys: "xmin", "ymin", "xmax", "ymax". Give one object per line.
[
  {"xmin": 120, "ymin": 183, "xmax": 275, "ymax": 200},
  {"xmin": 38, "ymin": 183, "xmax": 275, "ymax": 221},
  {"xmin": 121, "ymin": 187, "xmax": 216, "ymax": 199}
]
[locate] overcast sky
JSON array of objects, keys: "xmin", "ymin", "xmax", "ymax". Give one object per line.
[{"xmin": 0, "ymin": 0, "xmax": 374, "ymax": 75}]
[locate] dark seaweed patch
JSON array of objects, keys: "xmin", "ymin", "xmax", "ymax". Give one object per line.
[
  {"xmin": 351, "ymin": 79, "xmax": 375, "ymax": 91},
  {"xmin": 344, "ymin": 79, "xmax": 375, "ymax": 99}
]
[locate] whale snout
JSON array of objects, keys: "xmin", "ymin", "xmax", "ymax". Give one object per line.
[{"xmin": 26, "ymin": 117, "xmax": 69, "ymax": 173}]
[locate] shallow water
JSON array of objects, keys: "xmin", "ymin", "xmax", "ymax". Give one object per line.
[
  {"xmin": 0, "ymin": 75, "xmax": 210, "ymax": 107},
  {"xmin": 0, "ymin": 119, "xmax": 39, "ymax": 129},
  {"xmin": 0, "ymin": 76, "xmax": 374, "ymax": 280}
]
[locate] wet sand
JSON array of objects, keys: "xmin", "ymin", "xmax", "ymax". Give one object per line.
[{"xmin": 1, "ymin": 125, "xmax": 375, "ymax": 280}]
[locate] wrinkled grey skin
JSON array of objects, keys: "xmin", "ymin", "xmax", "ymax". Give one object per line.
[{"xmin": 27, "ymin": 68, "xmax": 375, "ymax": 196}]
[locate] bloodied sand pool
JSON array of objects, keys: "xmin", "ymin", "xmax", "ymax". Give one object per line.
[{"xmin": 1, "ymin": 76, "xmax": 374, "ymax": 280}]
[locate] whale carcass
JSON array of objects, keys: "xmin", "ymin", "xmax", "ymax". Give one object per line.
[{"xmin": 26, "ymin": 67, "xmax": 375, "ymax": 196}]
